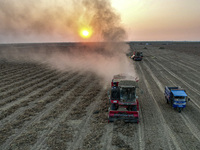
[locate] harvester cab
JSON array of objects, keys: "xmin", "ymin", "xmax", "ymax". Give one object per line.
[
  {"xmin": 108, "ymin": 74, "xmax": 139, "ymax": 123},
  {"xmin": 131, "ymin": 51, "xmax": 143, "ymax": 61}
]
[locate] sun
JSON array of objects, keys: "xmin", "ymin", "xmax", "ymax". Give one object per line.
[
  {"xmin": 82, "ymin": 30, "xmax": 89, "ymax": 37},
  {"xmin": 80, "ymin": 28, "xmax": 92, "ymax": 39}
]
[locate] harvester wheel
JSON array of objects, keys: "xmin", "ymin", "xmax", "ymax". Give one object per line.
[
  {"xmin": 111, "ymin": 104, "xmax": 117, "ymax": 110},
  {"xmin": 131, "ymin": 105, "xmax": 137, "ymax": 111},
  {"xmin": 108, "ymin": 118, "xmax": 114, "ymax": 123}
]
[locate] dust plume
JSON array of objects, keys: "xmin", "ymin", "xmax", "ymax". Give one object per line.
[
  {"xmin": 0, "ymin": 0, "xmax": 126, "ymax": 42},
  {"xmin": 0, "ymin": 0, "xmax": 137, "ymax": 82},
  {"xmin": 0, "ymin": 43, "xmax": 137, "ymax": 82}
]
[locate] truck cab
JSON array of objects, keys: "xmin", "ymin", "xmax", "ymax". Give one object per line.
[{"xmin": 165, "ymin": 86, "xmax": 189, "ymax": 112}]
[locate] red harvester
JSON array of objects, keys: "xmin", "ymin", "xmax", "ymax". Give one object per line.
[{"xmin": 108, "ymin": 74, "xmax": 139, "ymax": 123}]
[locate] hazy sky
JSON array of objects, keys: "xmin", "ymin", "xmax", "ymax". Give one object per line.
[
  {"xmin": 0, "ymin": 0, "xmax": 200, "ymax": 43},
  {"xmin": 111, "ymin": 0, "xmax": 200, "ymax": 41}
]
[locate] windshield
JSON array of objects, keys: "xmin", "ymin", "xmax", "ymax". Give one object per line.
[
  {"xmin": 120, "ymin": 87, "xmax": 135, "ymax": 102},
  {"xmin": 136, "ymin": 52, "xmax": 141, "ymax": 56},
  {"xmin": 174, "ymin": 96, "xmax": 186, "ymax": 101}
]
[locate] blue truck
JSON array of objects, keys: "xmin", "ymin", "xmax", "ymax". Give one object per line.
[{"xmin": 164, "ymin": 86, "xmax": 190, "ymax": 112}]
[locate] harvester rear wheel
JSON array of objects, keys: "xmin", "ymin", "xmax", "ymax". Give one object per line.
[{"xmin": 108, "ymin": 118, "xmax": 114, "ymax": 123}]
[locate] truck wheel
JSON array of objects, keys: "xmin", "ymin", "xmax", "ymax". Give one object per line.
[
  {"xmin": 171, "ymin": 100, "xmax": 173, "ymax": 107},
  {"xmin": 165, "ymin": 96, "xmax": 169, "ymax": 104}
]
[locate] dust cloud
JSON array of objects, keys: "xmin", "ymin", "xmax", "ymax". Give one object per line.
[
  {"xmin": 0, "ymin": 0, "xmax": 137, "ymax": 82},
  {"xmin": 0, "ymin": 43, "xmax": 137, "ymax": 82},
  {"xmin": 0, "ymin": 0, "xmax": 126, "ymax": 42}
]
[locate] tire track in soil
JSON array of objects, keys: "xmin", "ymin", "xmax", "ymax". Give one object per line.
[
  {"xmin": 145, "ymin": 46, "xmax": 200, "ymax": 72},
  {"xmin": 147, "ymin": 49, "xmax": 200, "ymax": 95},
  {"xmin": 137, "ymin": 63, "xmax": 180, "ymax": 150},
  {"xmin": 135, "ymin": 63, "xmax": 164, "ymax": 150},
  {"xmin": 0, "ymin": 62, "xmax": 39, "ymax": 77},
  {"xmin": 0, "ymin": 67, "xmax": 47, "ymax": 92},
  {"xmin": 30, "ymin": 74, "xmax": 96, "ymax": 150},
  {"xmin": 0, "ymin": 64, "xmax": 43, "ymax": 87},
  {"xmin": 141, "ymin": 60, "xmax": 200, "ymax": 148},
  {"xmin": 0, "ymin": 65, "xmax": 18, "ymax": 74},
  {"xmin": 104, "ymin": 104, "xmax": 142, "ymax": 149},
  {"xmin": 67, "ymin": 84, "xmax": 104, "ymax": 150},
  {"xmin": 0, "ymin": 70, "xmax": 58, "ymax": 109},
  {"xmin": 101, "ymin": 124, "xmax": 114, "ymax": 150},
  {"xmin": 179, "ymin": 59, "xmax": 200, "ymax": 68},
  {"xmin": 45, "ymin": 79, "xmax": 102, "ymax": 150},
  {"xmin": 158, "ymin": 56, "xmax": 200, "ymax": 80},
  {"xmin": 144, "ymin": 58, "xmax": 200, "ymax": 141},
  {"xmin": 0, "ymin": 72, "xmax": 81, "ymax": 149},
  {"xmin": 0, "ymin": 71, "xmax": 82, "ymax": 149},
  {"xmin": 146, "ymin": 57, "xmax": 200, "ymax": 109},
  {"xmin": 144, "ymin": 56, "xmax": 200, "ymax": 110},
  {"xmin": 134, "ymin": 61, "xmax": 169, "ymax": 150},
  {"xmin": 144, "ymin": 55, "xmax": 200, "ymax": 127},
  {"xmin": 114, "ymin": 123, "xmax": 140, "ymax": 150},
  {"xmin": 2, "ymin": 68, "xmax": 54, "ymax": 92},
  {"xmin": 81, "ymin": 91, "xmax": 113, "ymax": 150},
  {"xmin": 138, "ymin": 102, "xmax": 145, "ymax": 150},
  {"xmin": 0, "ymin": 71, "xmax": 72, "ymax": 146},
  {"xmin": 152, "ymin": 55, "xmax": 200, "ymax": 89},
  {"xmin": 0, "ymin": 68, "xmax": 53, "ymax": 101},
  {"xmin": 0, "ymin": 71, "xmax": 70, "ymax": 127},
  {"xmin": 0, "ymin": 67, "xmax": 28, "ymax": 80},
  {"xmin": 0, "ymin": 63, "xmax": 34, "ymax": 77}
]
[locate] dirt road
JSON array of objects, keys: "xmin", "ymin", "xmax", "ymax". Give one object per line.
[{"xmin": 0, "ymin": 43, "xmax": 200, "ymax": 150}]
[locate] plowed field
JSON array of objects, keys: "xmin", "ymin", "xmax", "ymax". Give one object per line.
[{"xmin": 0, "ymin": 43, "xmax": 200, "ymax": 150}]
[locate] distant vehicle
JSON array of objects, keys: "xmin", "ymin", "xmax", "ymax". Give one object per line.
[
  {"xmin": 131, "ymin": 51, "xmax": 143, "ymax": 61},
  {"xmin": 140, "ymin": 52, "xmax": 143, "ymax": 57},
  {"xmin": 108, "ymin": 74, "xmax": 139, "ymax": 123},
  {"xmin": 164, "ymin": 86, "xmax": 190, "ymax": 113}
]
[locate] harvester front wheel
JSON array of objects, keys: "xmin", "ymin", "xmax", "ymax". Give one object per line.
[
  {"xmin": 131, "ymin": 105, "xmax": 137, "ymax": 111},
  {"xmin": 111, "ymin": 104, "xmax": 117, "ymax": 110}
]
